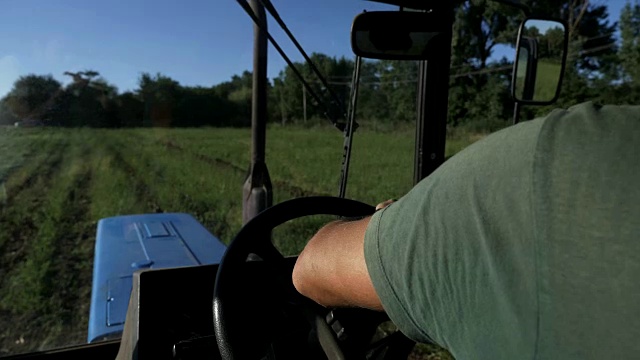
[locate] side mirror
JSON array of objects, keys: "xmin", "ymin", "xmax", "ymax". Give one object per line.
[
  {"xmin": 350, "ymin": 11, "xmax": 445, "ymax": 61},
  {"xmin": 511, "ymin": 18, "xmax": 568, "ymax": 104}
]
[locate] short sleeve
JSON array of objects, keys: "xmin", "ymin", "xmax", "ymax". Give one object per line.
[{"xmin": 364, "ymin": 118, "xmax": 546, "ymax": 359}]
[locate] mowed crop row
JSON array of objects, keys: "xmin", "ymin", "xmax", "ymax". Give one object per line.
[{"xmin": 0, "ymin": 126, "xmax": 479, "ymax": 356}]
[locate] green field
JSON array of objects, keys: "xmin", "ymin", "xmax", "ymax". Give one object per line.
[
  {"xmin": 0, "ymin": 125, "xmax": 480, "ymax": 357},
  {"xmin": 515, "ymin": 60, "xmax": 562, "ymax": 102}
]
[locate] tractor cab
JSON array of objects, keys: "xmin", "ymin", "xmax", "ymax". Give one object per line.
[{"xmin": 2, "ymin": 1, "xmax": 569, "ymax": 359}]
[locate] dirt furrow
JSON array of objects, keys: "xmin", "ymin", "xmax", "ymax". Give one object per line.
[
  {"xmin": 0, "ymin": 143, "xmax": 67, "ymax": 284},
  {"xmin": 107, "ymin": 142, "xmax": 164, "ymax": 213},
  {"xmin": 44, "ymin": 160, "xmax": 95, "ymax": 347},
  {"xmin": 0, "ymin": 141, "xmax": 89, "ymax": 355},
  {"xmin": 3, "ymin": 142, "xmax": 67, "ymax": 206}
]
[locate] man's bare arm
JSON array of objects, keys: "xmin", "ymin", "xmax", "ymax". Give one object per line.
[{"xmin": 292, "ymin": 216, "xmax": 384, "ymax": 311}]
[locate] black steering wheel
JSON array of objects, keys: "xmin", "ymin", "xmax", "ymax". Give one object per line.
[{"xmin": 213, "ymin": 196, "xmax": 414, "ymax": 360}]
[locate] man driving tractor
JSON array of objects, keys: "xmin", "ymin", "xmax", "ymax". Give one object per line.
[{"xmin": 293, "ymin": 101, "xmax": 640, "ymax": 359}]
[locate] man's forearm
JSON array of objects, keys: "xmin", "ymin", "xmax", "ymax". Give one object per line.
[{"xmin": 292, "ymin": 218, "xmax": 384, "ymax": 311}]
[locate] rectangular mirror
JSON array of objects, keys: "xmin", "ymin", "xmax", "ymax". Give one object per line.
[
  {"xmin": 351, "ymin": 11, "xmax": 444, "ymax": 61},
  {"xmin": 512, "ymin": 18, "xmax": 568, "ymax": 104}
]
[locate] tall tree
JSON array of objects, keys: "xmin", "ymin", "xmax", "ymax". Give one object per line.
[
  {"xmin": 4, "ymin": 74, "xmax": 62, "ymax": 121},
  {"xmin": 452, "ymin": 0, "xmax": 520, "ymax": 71},
  {"xmin": 212, "ymin": 70, "xmax": 255, "ymax": 126},
  {"xmin": 525, "ymin": 0, "xmax": 617, "ymax": 74},
  {"xmin": 273, "ymin": 63, "xmax": 305, "ymax": 123},
  {"xmin": 619, "ymin": 0, "xmax": 640, "ymax": 84},
  {"xmin": 376, "ymin": 60, "xmax": 418, "ymax": 123},
  {"xmin": 356, "ymin": 60, "xmax": 388, "ymax": 122},
  {"xmin": 447, "ymin": 1, "xmax": 521, "ymax": 127},
  {"xmin": 53, "ymin": 70, "xmax": 120, "ymax": 127},
  {"xmin": 137, "ymin": 72, "xmax": 181, "ymax": 127},
  {"xmin": 116, "ymin": 92, "xmax": 144, "ymax": 127},
  {"xmin": 272, "ymin": 54, "xmax": 354, "ymax": 124}
]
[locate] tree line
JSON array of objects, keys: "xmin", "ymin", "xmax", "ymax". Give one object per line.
[
  {"xmin": 0, "ymin": 0, "xmax": 638, "ymax": 130},
  {"xmin": 0, "ymin": 70, "xmax": 258, "ymax": 128}
]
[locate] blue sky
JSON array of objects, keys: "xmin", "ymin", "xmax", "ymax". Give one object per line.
[{"xmin": 0, "ymin": 0, "xmax": 627, "ymax": 97}]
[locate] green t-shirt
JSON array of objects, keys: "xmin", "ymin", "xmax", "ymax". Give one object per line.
[{"xmin": 364, "ymin": 102, "xmax": 640, "ymax": 359}]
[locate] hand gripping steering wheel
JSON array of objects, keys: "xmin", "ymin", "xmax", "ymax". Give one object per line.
[{"xmin": 213, "ymin": 196, "xmax": 392, "ymax": 360}]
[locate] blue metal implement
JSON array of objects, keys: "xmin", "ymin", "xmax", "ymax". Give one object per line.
[{"xmin": 87, "ymin": 213, "xmax": 226, "ymax": 343}]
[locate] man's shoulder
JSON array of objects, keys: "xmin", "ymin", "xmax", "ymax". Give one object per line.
[
  {"xmin": 539, "ymin": 101, "xmax": 640, "ymax": 126},
  {"xmin": 535, "ymin": 101, "xmax": 640, "ymax": 154},
  {"xmin": 478, "ymin": 102, "xmax": 640, "ymax": 165}
]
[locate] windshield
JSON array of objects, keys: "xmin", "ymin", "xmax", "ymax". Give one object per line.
[{"xmin": 0, "ymin": 0, "xmax": 631, "ymax": 358}]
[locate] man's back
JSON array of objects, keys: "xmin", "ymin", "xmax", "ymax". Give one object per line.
[{"xmin": 363, "ymin": 102, "xmax": 640, "ymax": 359}]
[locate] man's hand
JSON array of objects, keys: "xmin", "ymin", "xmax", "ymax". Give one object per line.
[
  {"xmin": 376, "ymin": 199, "xmax": 396, "ymax": 211},
  {"xmin": 291, "ymin": 199, "xmax": 396, "ymax": 311}
]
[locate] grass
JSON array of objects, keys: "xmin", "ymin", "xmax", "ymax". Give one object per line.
[
  {"xmin": 0, "ymin": 125, "xmax": 482, "ymax": 357},
  {"xmin": 534, "ymin": 61, "xmax": 562, "ymax": 101},
  {"xmin": 514, "ymin": 60, "xmax": 562, "ymax": 102}
]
